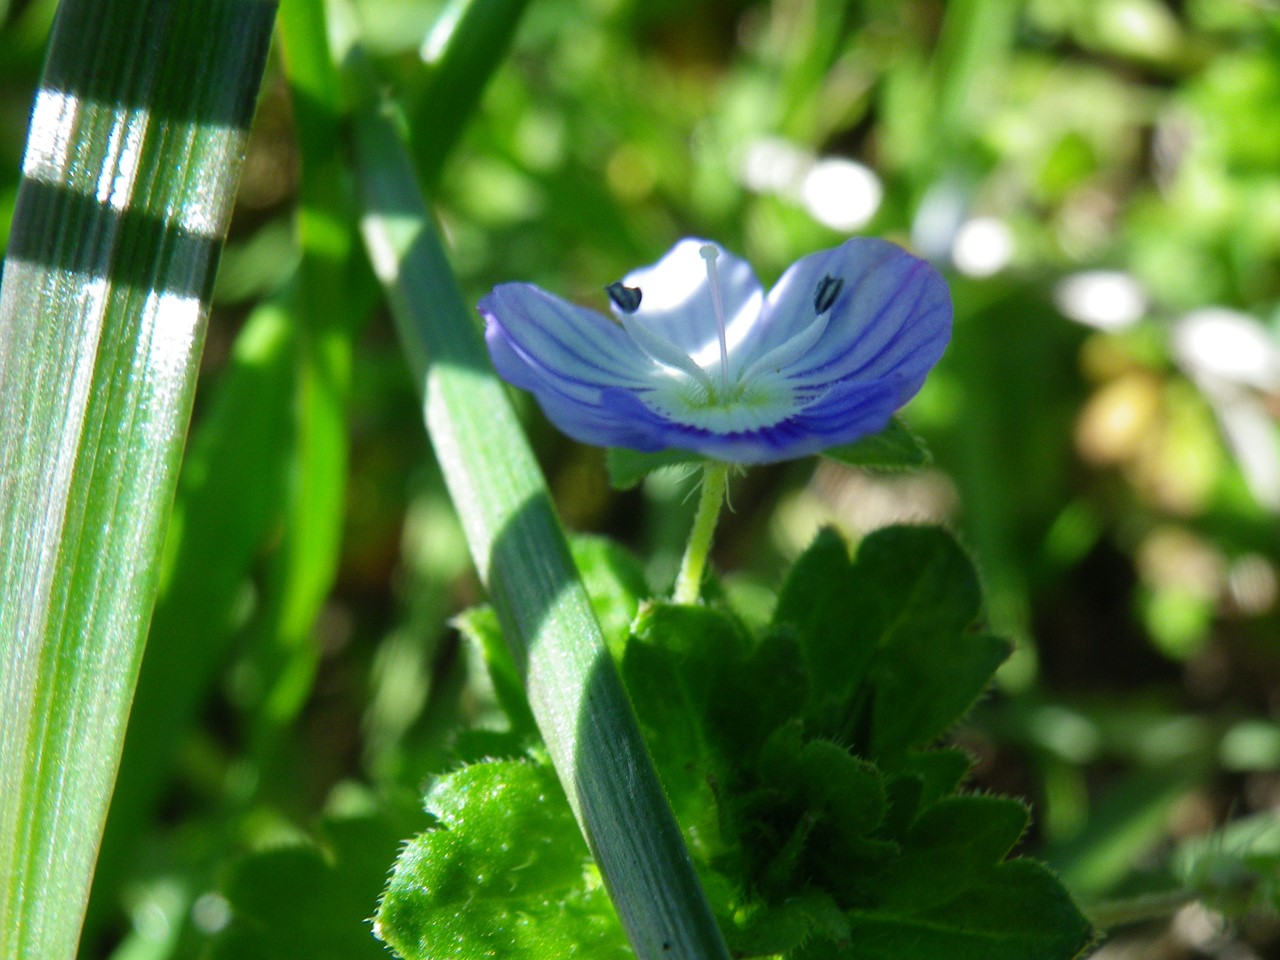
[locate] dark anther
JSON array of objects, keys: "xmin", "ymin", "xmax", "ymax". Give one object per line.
[
  {"xmin": 606, "ymin": 281, "xmax": 642, "ymax": 314},
  {"xmin": 813, "ymin": 274, "xmax": 843, "ymax": 314}
]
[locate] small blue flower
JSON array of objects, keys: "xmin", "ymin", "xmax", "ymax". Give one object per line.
[{"xmin": 480, "ymin": 237, "xmax": 951, "ymax": 465}]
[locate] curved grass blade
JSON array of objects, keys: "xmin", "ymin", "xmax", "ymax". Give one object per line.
[
  {"xmin": 352, "ymin": 90, "xmax": 732, "ymax": 960},
  {"xmin": 0, "ymin": 2, "xmax": 276, "ymax": 957}
]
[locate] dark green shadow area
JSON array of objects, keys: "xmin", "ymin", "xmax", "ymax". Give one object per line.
[
  {"xmin": 6, "ymin": 179, "xmax": 222, "ymax": 298},
  {"xmin": 37, "ymin": 0, "xmax": 272, "ymax": 126}
]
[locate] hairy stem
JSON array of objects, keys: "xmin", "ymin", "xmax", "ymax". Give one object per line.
[{"xmin": 674, "ymin": 463, "xmax": 729, "ymax": 604}]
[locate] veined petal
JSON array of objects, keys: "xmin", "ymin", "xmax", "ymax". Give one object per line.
[
  {"xmin": 791, "ymin": 374, "xmax": 907, "ymax": 433},
  {"xmin": 617, "ymin": 238, "xmax": 764, "ymax": 363},
  {"xmin": 532, "ymin": 382, "xmax": 671, "ymax": 452},
  {"xmin": 480, "ymin": 283, "xmax": 651, "ymax": 395},
  {"xmin": 784, "ymin": 244, "xmax": 951, "ymax": 387},
  {"xmin": 485, "ymin": 320, "xmax": 672, "ymax": 451},
  {"xmin": 731, "ymin": 238, "xmax": 872, "ymax": 365}
]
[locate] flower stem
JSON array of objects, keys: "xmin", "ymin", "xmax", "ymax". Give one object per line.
[{"xmin": 674, "ymin": 463, "xmax": 729, "ymax": 604}]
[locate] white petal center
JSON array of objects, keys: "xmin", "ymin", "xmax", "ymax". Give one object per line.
[{"xmin": 641, "ymin": 370, "xmax": 798, "ymax": 434}]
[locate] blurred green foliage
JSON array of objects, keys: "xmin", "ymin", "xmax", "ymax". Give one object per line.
[{"xmin": 2, "ymin": 0, "xmax": 1278, "ymax": 956}]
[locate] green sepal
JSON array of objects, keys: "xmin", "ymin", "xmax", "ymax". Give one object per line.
[
  {"xmin": 820, "ymin": 417, "xmax": 931, "ymax": 472},
  {"xmin": 605, "ymin": 418, "xmax": 928, "ymax": 492},
  {"xmin": 605, "ymin": 447, "xmax": 706, "ymax": 490}
]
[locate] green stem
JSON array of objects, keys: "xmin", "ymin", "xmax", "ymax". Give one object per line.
[{"xmin": 674, "ymin": 464, "xmax": 729, "ymax": 604}]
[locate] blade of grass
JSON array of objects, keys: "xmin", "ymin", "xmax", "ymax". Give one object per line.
[
  {"xmin": 0, "ymin": 2, "xmax": 276, "ymax": 957},
  {"xmin": 83, "ymin": 297, "xmax": 297, "ymax": 944},
  {"xmin": 246, "ymin": 0, "xmax": 362, "ymax": 755},
  {"xmin": 351, "ymin": 88, "xmax": 732, "ymax": 960},
  {"xmin": 409, "ymin": 0, "xmax": 532, "ymax": 186},
  {"xmin": 88, "ymin": 0, "xmax": 540, "ymax": 935}
]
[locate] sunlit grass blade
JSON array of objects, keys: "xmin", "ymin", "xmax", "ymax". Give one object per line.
[
  {"xmin": 84, "ymin": 299, "xmax": 296, "ymax": 942},
  {"xmin": 352, "ymin": 92, "xmax": 732, "ymax": 960},
  {"xmin": 0, "ymin": 2, "xmax": 276, "ymax": 958},
  {"xmin": 90, "ymin": 0, "xmax": 541, "ymax": 937}
]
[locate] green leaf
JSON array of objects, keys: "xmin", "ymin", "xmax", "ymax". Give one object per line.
[
  {"xmin": 213, "ymin": 805, "xmax": 421, "ymax": 960},
  {"xmin": 881, "ymin": 748, "xmax": 974, "ymax": 835},
  {"xmin": 570, "ymin": 535, "xmax": 651, "ymax": 658},
  {"xmin": 878, "ymin": 796, "xmax": 1029, "ymax": 909},
  {"xmin": 855, "ymin": 525, "xmax": 1012, "ymax": 758},
  {"xmin": 853, "ymin": 528, "xmax": 1008, "ymax": 757},
  {"xmin": 408, "ymin": 0, "xmax": 534, "ymax": 187},
  {"xmin": 787, "ymin": 796, "xmax": 1093, "ymax": 959},
  {"xmin": 454, "ymin": 605, "xmax": 538, "ymax": 739},
  {"xmin": 605, "ymin": 446, "xmax": 705, "ymax": 490},
  {"xmin": 623, "ymin": 603, "xmax": 752, "ymax": 861},
  {"xmin": 775, "ymin": 526, "xmax": 1010, "ymax": 760},
  {"xmin": 821, "ymin": 417, "xmax": 931, "ymax": 472},
  {"xmin": 798, "ymin": 740, "xmax": 887, "ymax": 848},
  {"xmin": 834, "ymin": 859, "xmax": 1095, "ymax": 960},
  {"xmin": 376, "ymin": 761, "xmax": 630, "ymax": 960},
  {"xmin": 247, "ymin": 0, "xmax": 373, "ymax": 751},
  {"xmin": 773, "ymin": 528, "xmax": 878, "ymax": 712},
  {"xmin": 0, "ymin": 3, "xmax": 275, "ymax": 957},
  {"xmin": 747, "ymin": 723, "xmax": 895, "ymax": 902},
  {"xmin": 869, "ymin": 630, "xmax": 1010, "ymax": 761},
  {"xmin": 726, "ymin": 890, "xmax": 849, "ymax": 957},
  {"xmin": 89, "ymin": 299, "xmax": 297, "ymax": 933}
]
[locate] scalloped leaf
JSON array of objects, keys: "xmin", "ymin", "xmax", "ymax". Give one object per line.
[{"xmin": 775, "ymin": 526, "xmax": 1011, "ymax": 761}]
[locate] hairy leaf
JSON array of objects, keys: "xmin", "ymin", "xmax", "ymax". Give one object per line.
[{"xmin": 375, "ymin": 761, "xmax": 629, "ymax": 960}]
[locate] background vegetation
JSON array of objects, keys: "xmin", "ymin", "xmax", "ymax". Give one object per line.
[{"xmin": 1, "ymin": 0, "xmax": 1277, "ymax": 957}]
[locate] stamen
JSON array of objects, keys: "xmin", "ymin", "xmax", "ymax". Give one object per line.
[
  {"xmin": 699, "ymin": 244, "xmax": 731, "ymax": 390},
  {"xmin": 813, "ymin": 274, "xmax": 843, "ymax": 315},
  {"xmin": 605, "ymin": 281, "xmax": 642, "ymax": 313}
]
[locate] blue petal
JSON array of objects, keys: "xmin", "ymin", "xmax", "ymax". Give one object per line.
[
  {"xmin": 732, "ymin": 240, "xmax": 868, "ymax": 365},
  {"xmin": 485, "ymin": 316, "xmax": 670, "ymax": 452},
  {"xmin": 480, "ymin": 283, "xmax": 649, "ymax": 397},
  {"xmin": 776, "ymin": 241, "xmax": 951, "ymax": 388},
  {"xmin": 616, "ymin": 238, "xmax": 764, "ymax": 361}
]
